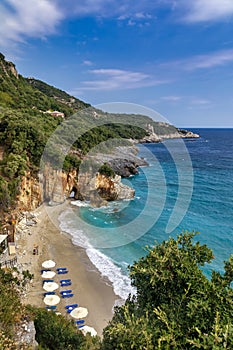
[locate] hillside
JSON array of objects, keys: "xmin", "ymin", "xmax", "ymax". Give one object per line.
[{"xmin": 0, "ymin": 53, "xmax": 198, "ymax": 216}]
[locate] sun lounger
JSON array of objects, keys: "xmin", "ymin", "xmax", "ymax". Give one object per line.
[
  {"xmin": 56, "ymin": 267, "xmax": 67, "ymax": 271},
  {"xmin": 60, "ymin": 279, "xmax": 71, "ymax": 283},
  {"xmin": 61, "ymin": 282, "xmax": 72, "ymax": 287},
  {"xmin": 65, "ymin": 304, "xmax": 78, "ymax": 309},
  {"xmin": 43, "ymin": 279, "xmax": 54, "ymax": 284},
  {"xmin": 76, "ymin": 320, "xmax": 85, "ymax": 325},
  {"xmin": 44, "ymin": 291, "xmax": 55, "ymax": 296},
  {"xmin": 62, "ymin": 293, "xmax": 74, "ymax": 298},
  {"xmin": 60, "ymin": 290, "xmax": 72, "ymax": 295},
  {"xmin": 58, "ymin": 270, "xmax": 68, "ymax": 274},
  {"xmin": 78, "ymin": 325, "xmax": 84, "ymax": 329},
  {"xmin": 46, "ymin": 306, "xmax": 57, "ymax": 310},
  {"xmin": 41, "ymin": 269, "xmax": 51, "ymax": 273}
]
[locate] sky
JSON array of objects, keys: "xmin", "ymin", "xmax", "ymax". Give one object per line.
[{"xmin": 0, "ymin": 0, "xmax": 233, "ymax": 127}]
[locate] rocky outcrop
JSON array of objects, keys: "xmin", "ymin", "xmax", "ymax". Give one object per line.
[
  {"xmin": 95, "ymin": 173, "xmax": 134, "ymax": 202},
  {"xmin": 74, "ymin": 171, "xmax": 134, "ymax": 206},
  {"xmin": 178, "ymin": 129, "xmax": 200, "ymax": 139},
  {"xmin": 140, "ymin": 123, "xmax": 199, "ymax": 143},
  {"xmin": 91, "ymin": 145, "xmax": 148, "ymax": 177},
  {"xmin": 14, "ymin": 320, "xmax": 37, "ymax": 349},
  {"xmin": 0, "ymin": 53, "xmax": 18, "ymax": 79}
]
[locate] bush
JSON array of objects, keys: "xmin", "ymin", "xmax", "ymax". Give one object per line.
[
  {"xmin": 34, "ymin": 309, "xmax": 86, "ymax": 350},
  {"xmin": 98, "ymin": 163, "xmax": 115, "ymax": 178}
]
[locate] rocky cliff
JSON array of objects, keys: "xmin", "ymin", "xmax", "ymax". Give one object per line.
[
  {"xmin": 17, "ymin": 163, "xmax": 134, "ymax": 209},
  {"xmin": 140, "ymin": 123, "xmax": 199, "ymax": 143}
]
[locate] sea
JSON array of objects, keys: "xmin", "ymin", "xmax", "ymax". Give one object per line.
[{"xmin": 59, "ymin": 129, "xmax": 233, "ymax": 300}]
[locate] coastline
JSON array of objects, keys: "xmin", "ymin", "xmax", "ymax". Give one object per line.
[{"xmin": 18, "ymin": 201, "xmax": 118, "ymax": 336}]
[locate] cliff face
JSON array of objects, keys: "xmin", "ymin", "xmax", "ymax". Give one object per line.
[
  {"xmin": 17, "ymin": 165, "xmax": 133, "ymax": 209},
  {"xmin": 17, "ymin": 172, "xmax": 42, "ymax": 211},
  {"xmin": 0, "ymin": 53, "xmax": 18, "ymax": 79}
]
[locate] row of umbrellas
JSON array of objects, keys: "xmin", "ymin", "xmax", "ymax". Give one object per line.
[{"xmin": 41, "ymin": 260, "xmax": 97, "ymax": 336}]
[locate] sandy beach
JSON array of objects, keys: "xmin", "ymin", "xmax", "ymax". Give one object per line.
[{"xmin": 17, "ymin": 201, "xmax": 118, "ymax": 336}]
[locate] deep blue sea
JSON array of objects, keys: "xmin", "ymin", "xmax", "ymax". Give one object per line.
[{"xmin": 59, "ymin": 129, "xmax": 233, "ymax": 299}]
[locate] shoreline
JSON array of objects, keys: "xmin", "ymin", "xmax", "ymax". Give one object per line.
[{"xmin": 17, "ymin": 201, "xmax": 118, "ymax": 336}]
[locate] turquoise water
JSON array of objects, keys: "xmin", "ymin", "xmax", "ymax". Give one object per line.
[{"xmin": 59, "ymin": 129, "xmax": 233, "ymax": 298}]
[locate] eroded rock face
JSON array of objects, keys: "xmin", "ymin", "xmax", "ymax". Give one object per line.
[
  {"xmin": 14, "ymin": 320, "xmax": 38, "ymax": 349},
  {"xmin": 75, "ymin": 172, "xmax": 134, "ymax": 206},
  {"xmin": 42, "ymin": 166, "xmax": 79, "ymax": 205},
  {"xmin": 95, "ymin": 173, "xmax": 134, "ymax": 202},
  {"xmin": 18, "ymin": 164, "xmax": 133, "ymax": 208},
  {"xmin": 17, "ymin": 171, "xmax": 42, "ymax": 210}
]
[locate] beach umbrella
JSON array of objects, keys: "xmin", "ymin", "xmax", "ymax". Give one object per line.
[
  {"xmin": 70, "ymin": 307, "xmax": 88, "ymax": 319},
  {"xmin": 80, "ymin": 325, "xmax": 97, "ymax": 337},
  {"xmin": 41, "ymin": 271, "xmax": 56, "ymax": 279},
  {"xmin": 43, "ymin": 295, "xmax": 60, "ymax": 306},
  {"xmin": 43, "ymin": 282, "xmax": 59, "ymax": 292},
  {"xmin": 42, "ymin": 260, "xmax": 56, "ymax": 268}
]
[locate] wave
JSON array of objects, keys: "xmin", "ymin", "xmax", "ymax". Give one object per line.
[
  {"xmin": 59, "ymin": 209, "xmax": 136, "ymax": 300},
  {"xmin": 86, "ymin": 248, "xmax": 136, "ymax": 300},
  {"xmin": 70, "ymin": 200, "xmax": 90, "ymax": 207}
]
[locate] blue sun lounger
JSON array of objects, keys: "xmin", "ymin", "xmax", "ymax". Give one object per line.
[
  {"xmin": 65, "ymin": 304, "xmax": 78, "ymax": 313},
  {"xmin": 41, "ymin": 269, "xmax": 51, "ymax": 273},
  {"xmin": 61, "ymin": 282, "xmax": 72, "ymax": 287},
  {"xmin": 65, "ymin": 304, "xmax": 78, "ymax": 309},
  {"xmin": 56, "ymin": 267, "xmax": 67, "ymax": 271},
  {"xmin": 60, "ymin": 290, "xmax": 72, "ymax": 295},
  {"xmin": 46, "ymin": 306, "xmax": 57, "ymax": 310},
  {"xmin": 60, "ymin": 279, "xmax": 71, "ymax": 283},
  {"xmin": 43, "ymin": 279, "xmax": 54, "ymax": 284},
  {"xmin": 76, "ymin": 320, "xmax": 85, "ymax": 325},
  {"xmin": 62, "ymin": 293, "xmax": 74, "ymax": 298},
  {"xmin": 44, "ymin": 291, "xmax": 55, "ymax": 296},
  {"xmin": 58, "ymin": 270, "xmax": 68, "ymax": 274}
]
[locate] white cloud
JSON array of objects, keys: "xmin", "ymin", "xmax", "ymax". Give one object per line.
[
  {"xmin": 79, "ymin": 68, "xmax": 167, "ymax": 91},
  {"xmin": 83, "ymin": 60, "xmax": 94, "ymax": 66},
  {"xmin": 0, "ymin": 0, "xmax": 63, "ymax": 47},
  {"xmin": 161, "ymin": 95, "xmax": 182, "ymax": 101},
  {"xmin": 182, "ymin": 0, "xmax": 233, "ymax": 23},
  {"xmin": 191, "ymin": 98, "xmax": 211, "ymax": 105},
  {"xmin": 185, "ymin": 49, "xmax": 233, "ymax": 70},
  {"xmin": 160, "ymin": 49, "xmax": 233, "ymax": 71}
]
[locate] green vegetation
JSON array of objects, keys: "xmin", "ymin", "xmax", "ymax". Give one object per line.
[
  {"xmin": 0, "ymin": 52, "xmax": 183, "ymax": 214},
  {"xmin": 99, "ymin": 163, "xmax": 115, "ymax": 178},
  {"xmin": 102, "ymin": 232, "xmax": 233, "ymax": 349},
  {"xmin": 0, "ymin": 233, "xmax": 232, "ymax": 348},
  {"xmin": 34, "ymin": 309, "xmax": 85, "ymax": 350}
]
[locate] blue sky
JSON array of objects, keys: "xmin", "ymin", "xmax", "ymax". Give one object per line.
[{"xmin": 0, "ymin": 0, "xmax": 233, "ymax": 127}]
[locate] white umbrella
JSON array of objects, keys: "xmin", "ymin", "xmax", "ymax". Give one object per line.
[
  {"xmin": 43, "ymin": 295, "xmax": 60, "ymax": 306},
  {"xmin": 41, "ymin": 271, "xmax": 56, "ymax": 279},
  {"xmin": 80, "ymin": 325, "xmax": 97, "ymax": 337},
  {"xmin": 43, "ymin": 282, "xmax": 59, "ymax": 292},
  {"xmin": 70, "ymin": 307, "xmax": 88, "ymax": 319},
  {"xmin": 42, "ymin": 260, "xmax": 56, "ymax": 268}
]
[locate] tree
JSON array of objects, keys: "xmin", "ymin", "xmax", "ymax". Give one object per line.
[
  {"xmin": 34, "ymin": 308, "xmax": 86, "ymax": 350},
  {"xmin": 102, "ymin": 232, "xmax": 233, "ymax": 349}
]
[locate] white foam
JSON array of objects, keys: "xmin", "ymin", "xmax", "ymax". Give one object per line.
[
  {"xmin": 59, "ymin": 209, "xmax": 136, "ymax": 300},
  {"xmin": 86, "ymin": 247, "xmax": 136, "ymax": 300},
  {"xmin": 71, "ymin": 200, "xmax": 90, "ymax": 207}
]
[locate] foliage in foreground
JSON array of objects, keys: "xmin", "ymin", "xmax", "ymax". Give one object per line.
[
  {"xmin": 32, "ymin": 308, "xmax": 100, "ymax": 350},
  {"xmin": 102, "ymin": 232, "xmax": 233, "ymax": 349}
]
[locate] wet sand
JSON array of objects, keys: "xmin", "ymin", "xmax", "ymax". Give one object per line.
[{"xmin": 17, "ymin": 201, "xmax": 118, "ymax": 336}]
